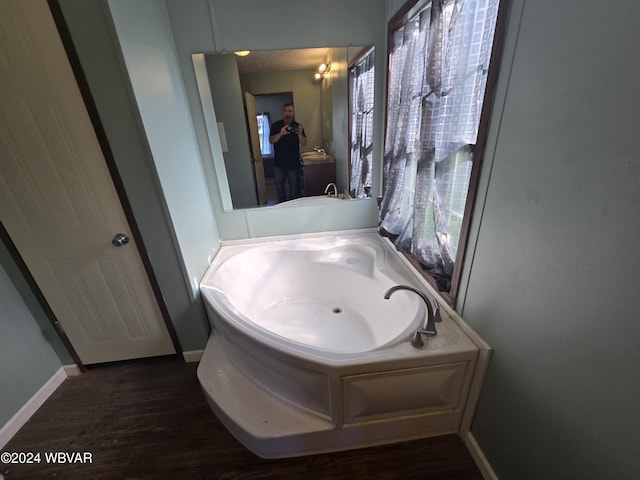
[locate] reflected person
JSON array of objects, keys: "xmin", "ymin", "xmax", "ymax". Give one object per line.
[{"xmin": 269, "ymin": 103, "xmax": 307, "ymax": 203}]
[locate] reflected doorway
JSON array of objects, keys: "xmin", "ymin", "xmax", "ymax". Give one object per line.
[{"xmin": 245, "ymin": 92, "xmax": 293, "ymax": 206}]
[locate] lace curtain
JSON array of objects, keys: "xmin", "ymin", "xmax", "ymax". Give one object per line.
[
  {"xmin": 380, "ymin": 0, "xmax": 499, "ymax": 291},
  {"xmin": 350, "ymin": 49, "xmax": 375, "ymax": 198}
]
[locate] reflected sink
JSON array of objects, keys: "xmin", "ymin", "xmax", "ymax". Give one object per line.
[
  {"xmin": 301, "ymin": 151, "xmax": 334, "ymax": 164},
  {"xmin": 276, "ymin": 195, "xmax": 342, "ymax": 206}
]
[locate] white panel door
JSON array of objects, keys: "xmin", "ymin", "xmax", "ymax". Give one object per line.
[{"xmin": 0, "ymin": 1, "xmax": 176, "ymax": 364}]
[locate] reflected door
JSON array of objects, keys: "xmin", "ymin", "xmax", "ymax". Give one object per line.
[{"xmin": 244, "ymin": 92, "xmax": 267, "ymax": 205}]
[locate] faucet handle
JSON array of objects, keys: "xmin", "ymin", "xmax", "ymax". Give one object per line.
[
  {"xmin": 433, "ymin": 298, "xmax": 442, "ymax": 322},
  {"xmin": 417, "ymin": 327, "xmax": 437, "ymax": 336},
  {"xmin": 411, "ymin": 331, "xmax": 425, "ymax": 348}
]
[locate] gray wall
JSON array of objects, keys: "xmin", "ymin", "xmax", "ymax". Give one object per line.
[
  {"xmin": 450, "ymin": 0, "xmax": 640, "ymax": 478},
  {"xmin": 326, "ymin": 47, "xmax": 350, "ymax": 191},
  {"xmin": 205, "ymin": 53, "xmax": 257, "ymax": 209},
  {"xmin": 106, "ymin": 0, "xmax": 220, "ymax": 298},
  {"xmin": 0, "ymin": 244, "xmax": 64, "ymax": 427}
]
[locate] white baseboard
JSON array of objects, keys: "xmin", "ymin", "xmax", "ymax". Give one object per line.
[
  {"xmin": 0, "ymin": 366, "xmax": 72, "ymax": 450},
  {"xmin": 183, "ymin": 349, "xmax": 204, "ymax": 363},
  {"xmin": 464, "ymin": 431, "xmax": 499, "ymax": 480},
  {"xmin": 63, "ymin": 364, "xmax": 82, "ymax": 376}
]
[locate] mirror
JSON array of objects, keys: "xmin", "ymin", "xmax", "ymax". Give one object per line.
[{"xmin": 195, "ymin": 46, "xmax": 371, "ymax": 209}]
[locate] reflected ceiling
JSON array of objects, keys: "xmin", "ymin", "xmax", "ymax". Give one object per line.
[{"xmin": 234, "ymin": 48, "xmax": 330, "ymax": 74}]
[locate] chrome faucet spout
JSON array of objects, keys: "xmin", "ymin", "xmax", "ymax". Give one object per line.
[
  {"xmin": 324, "ymin": 183, "xmax": 338, "ymax": 197},
  {"xmin": 384, "ymin": 285, "xmax": 437, "ymax": 347}
]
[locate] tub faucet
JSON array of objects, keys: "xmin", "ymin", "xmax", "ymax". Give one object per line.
[
  {"xmin": 324, "ymin": 183, "xmax": 338, "ymax": 197},
  {"xmin": 384, "ymin": 285, "xmax": 440, "ymax": 348}
]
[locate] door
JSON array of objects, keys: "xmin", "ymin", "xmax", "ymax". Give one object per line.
[
  {"xmin": 244, "ymin": 92, "xmax": 267, "ymax": 205},
  {"xmin": 0, "ymin": 1, "xmax": 176, "ymax": 364}
]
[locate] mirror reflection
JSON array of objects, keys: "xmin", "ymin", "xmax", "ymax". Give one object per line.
[{"xmin": 202, "ymin": 46, "xmax": 372, "ymax": 209}]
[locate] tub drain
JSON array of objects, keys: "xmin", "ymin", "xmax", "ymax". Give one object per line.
[{"xmin": 332, "ymin": 307, "xmax": 343, "ymax": 314}]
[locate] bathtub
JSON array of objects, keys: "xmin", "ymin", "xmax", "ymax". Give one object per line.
[{"xmin": 197, "ymin": 229, "xmax": 491, "ymax": 458}]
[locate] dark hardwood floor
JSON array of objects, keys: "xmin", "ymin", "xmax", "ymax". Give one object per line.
[{"xmin": 1, "ymin": 357, "xmax": 483, "ymax": 480}]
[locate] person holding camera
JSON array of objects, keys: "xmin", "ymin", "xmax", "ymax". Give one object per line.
[{"xmin": 269, "ymin": 103, "xmax": 307, "ymax": 203}]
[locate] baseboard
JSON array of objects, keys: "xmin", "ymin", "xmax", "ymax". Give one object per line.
[
  {"xmin": 464, "ymin": 431, "xmax": 499, "ymax": 480},
  {"xmin": 63, "ymin": 364, "xmax": 82, "ymax": 376},
  {"xmin": 0, "ymin": 366, "xmax": 70, "ymax": 450},
  {"xmin": 183, "ymin": 349, "xmax": 204, "ymax": 363}
]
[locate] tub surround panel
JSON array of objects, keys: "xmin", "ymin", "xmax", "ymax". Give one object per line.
[
  {"xmin": 198, "ymin": 333, "xmax": 477, "ymax": 458},
  {"xmin": 240, "ymin": 199, "xmax": 380, "ymax": 241},
  {"xmin": 342, "ymin": 363, "xmax": 468, "ymax": 424},
  {"xmin": 211, "ymin": 330, "xmax": 333, "ymax": 419}
]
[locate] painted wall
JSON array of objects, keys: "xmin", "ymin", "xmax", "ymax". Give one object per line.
[
  {"xmin": 205, "ymin": 53, "xmax": 257, "ymax": 209},
  {"xmin": 106, "ymin": 0, "xmax": 220, "ymax": 297},
  {"xmin": 0, "ymin": 246, "xmax": 63, "ymax": 428},
  {"xmin": 440, "ymin": 0, "xmax": 639, "ymax": 478},
  {"xmin": 326, "ymin": 48, "xmax": 350, "ymax": 192}
]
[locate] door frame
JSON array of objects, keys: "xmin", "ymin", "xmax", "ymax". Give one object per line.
[
  {"xmin": 244, "ymin": 92, "xmax": 267, "ymax": 205},
  {"xmin": 0, "ymin": 221, "xmax": 86, "ymax": 370}
]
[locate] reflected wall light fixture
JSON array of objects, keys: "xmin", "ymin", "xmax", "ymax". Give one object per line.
[
  {"xmin": 234, "ymin": 50, "xmax": 250, "ymax": 57},
  {"xmin": 314, "ymin": 62, "xmax": 331, "ymax": 80}
]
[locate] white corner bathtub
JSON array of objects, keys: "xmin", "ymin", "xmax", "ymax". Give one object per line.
[{"xmin": 197, "ymin": 229, "xmax": 491, "ymax": 458}]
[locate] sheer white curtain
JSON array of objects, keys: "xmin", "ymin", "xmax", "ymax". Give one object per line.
[
  {"xmin": 350, "ymin": 49, "xmax": 376, "ymax": 198},
  {"xmin": 380, "ymin": 0, "xmax": 500, "ymax": 291}
]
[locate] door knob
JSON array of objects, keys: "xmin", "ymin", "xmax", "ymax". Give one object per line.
[{"xmin": 112, "ymin": 233, "xmax": 129, "ymax": 247}]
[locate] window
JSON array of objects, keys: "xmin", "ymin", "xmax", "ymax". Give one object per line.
[
  {"xmin": 349, "ymin": 47, "xmax": 375, "ymax": 198},
  {"xmin": 381, "ymin": 0, "xmax": 508, "ymax": 304},
  {"xmin": 256, "ymin": 113, "xmax": 274, "ymax": 157}
]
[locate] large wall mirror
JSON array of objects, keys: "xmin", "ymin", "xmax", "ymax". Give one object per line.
[{"xmin": 193, "ymin": 46, "xmax": 372, "ymax": 210}]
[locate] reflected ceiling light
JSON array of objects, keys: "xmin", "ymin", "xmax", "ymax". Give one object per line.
[
  {"xmin": 234, "ymin": 50, "xmax": 250, "ymax": 57},
  {"xmin": 314, "ymin": 62, "xmax": 331, "ymax": 81}
]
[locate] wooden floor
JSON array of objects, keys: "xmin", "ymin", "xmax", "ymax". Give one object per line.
[{"xmin": 1, "ymin": 357, "xmax": 483, "ymax": 480}]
